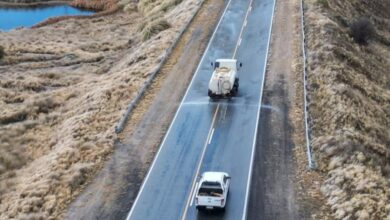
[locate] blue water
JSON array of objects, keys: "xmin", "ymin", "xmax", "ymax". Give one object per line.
[{"xmin": 0, "ymin": 5, "xmax": 93, "ymax": 31}]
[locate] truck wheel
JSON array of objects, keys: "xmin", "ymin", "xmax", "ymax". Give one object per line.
[
  {"xmin": 232, "ymin": 85, "xmax": 238, "ymax": 96},
  {"xmin": 234, "ymin": 78, "xmax": 239, "ymax": 88}
]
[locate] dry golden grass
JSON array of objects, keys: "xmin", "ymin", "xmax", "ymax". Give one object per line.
[
  {"xmin": 70, "ymin": 0, "xmax": 119, "ymax": 11},
  {"xmin": 0, "ymin": 0, "xmax": 202, "ymax": 218},
  {"xmin": 141, "ymin": 19, "xmax": 171, "ymax": 41},
  {"xmin": 305, "ymin": 0, "xmax": 390, "ymax": 219}
]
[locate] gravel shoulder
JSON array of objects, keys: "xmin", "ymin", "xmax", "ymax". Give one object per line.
[{"xmin": 247, "ymin": 0, "xmax": 327, "ymax": 219}]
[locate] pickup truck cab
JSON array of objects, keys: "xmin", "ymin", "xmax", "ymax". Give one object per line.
[{"xmin": 195, "ymin": 172, "xmax": 231, "ymax": 211}]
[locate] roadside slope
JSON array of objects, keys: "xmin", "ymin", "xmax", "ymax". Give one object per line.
[
  {"xmin": 305, "ymin": 0, "xmax": 390, "ymax": 219},
  {"xmin": 0, "ymin": 0, "xmax": 204, "ymax": 218}
]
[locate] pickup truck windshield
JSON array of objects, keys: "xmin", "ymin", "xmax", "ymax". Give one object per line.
[{"xmin": 198, "ymin": 182, "xmax": 223, "ymax": 197}]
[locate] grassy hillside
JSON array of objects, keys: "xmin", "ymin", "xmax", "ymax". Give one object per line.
[
  {"xmin": 0, "ymin": 0, "xmax": 203, "ymax": 218},
  {"xmin": 305, "ymin": 0, "xmax": 389, "ymax": 219}
]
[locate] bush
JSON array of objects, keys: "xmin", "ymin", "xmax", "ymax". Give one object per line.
[
  {"xmin": 142, "ymin": 19, "xmax": 171, "ymax": 41},
  {"xmin": 160, "ymin": 0, "xmax": 183, "ymax": 12},
  {"xmin": 317, "ymin": 0, "xmax": 329, "ymax": 8},
  {"xmin": 350, "ymin": 17, "xmax": 375, "ymax": 45},
  {"xmin": 0, "ymin": 46, "xmax": 4, "ymax": 60}
]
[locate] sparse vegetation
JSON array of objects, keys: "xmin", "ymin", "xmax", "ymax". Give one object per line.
[
  {"xmin": 142, "ymin": 19, "xmax": 171, "ymax": 41},
  {"xmin": 305, "ymin": 0, "xmax": 390, "ymax": 219},
  {"xmin": 316, "ymin": 0, "xmax": 328, "ymax": 8},
  {"xmin": 350, "ymin": 17, "xmax": 375, "ymax": 45}
]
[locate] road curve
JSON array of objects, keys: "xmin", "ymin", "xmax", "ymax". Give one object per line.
[{"xmin": 126, "ymin": 0, "xmax": 275, "ymax": 219}]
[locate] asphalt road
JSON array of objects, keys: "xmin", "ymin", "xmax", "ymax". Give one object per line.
[{"xmin": 127, "ymin": 0, "xmax": 275, "ymax": 219}]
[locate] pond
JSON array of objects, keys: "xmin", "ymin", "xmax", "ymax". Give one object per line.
[{"xmin": 0, "ymin": 5, "xmax": 94, "ymax": 31}]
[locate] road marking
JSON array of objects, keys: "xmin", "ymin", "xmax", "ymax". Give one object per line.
[
  {"xmin": 221, "ymin": 103, "xmax": 228, "ymax": 121},
  {"xmin": 241, "ymin": 0, "xmax": 277, "ymax": 219},
  {"xmin": 181, "ymin": 104, "xmax": 220, "ymax": 220},
  {"xmin": 126, "ymin": 0, "xmax": 233, "ymax": 218},
  {"xmin": 208, "ymin": 128, "xmax": 215, "ymax": 144},
  {"xmin": 190, "ymin": 182, "xmax": 199, "ymax": 206},
  {"xmin": 233, "ymin": 0, "xmax": 254, "ymax": 58}
]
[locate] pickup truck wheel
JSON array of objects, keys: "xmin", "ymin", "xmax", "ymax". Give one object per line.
[
  {"xmin": 231, "ymin": 85, "xmax": 238, "ymax": 96},
  {"xmin": 234, "ymin": 78, "xmax": 239, "ymax": 88},
  {"xmin": 196, "ymin": 206, "xmax": 204, "ymax": 211}
]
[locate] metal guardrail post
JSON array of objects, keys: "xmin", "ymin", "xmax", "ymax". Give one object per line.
[{"xmin": 300, "ymin": 0, "xmax": 316, "ymax": 170}]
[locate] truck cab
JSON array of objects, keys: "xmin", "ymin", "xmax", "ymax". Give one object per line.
[
  {"xmin": 208, "ymin": 59, "xmax": 241, "ymax": 99},
  {"xmin": 195, "ymin": 172, "xmax": 231, "ymax": 211}
]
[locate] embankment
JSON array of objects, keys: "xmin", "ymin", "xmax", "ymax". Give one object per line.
[
  {"xmin": 305, "ymin": 0, "xmax": 390, "ymax": 219},
  {"xmin": 0, "ymin": 0, "xmax": 204, "ymax": 218}
]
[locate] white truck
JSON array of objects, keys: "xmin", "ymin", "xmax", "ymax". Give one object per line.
[
  {"xmin": 195, "ymin": 172, "xmax": 231, "ymax": 211},
  {"xmin": 208, "ymin": 59, "xmax": 241, "ymax": 99}
]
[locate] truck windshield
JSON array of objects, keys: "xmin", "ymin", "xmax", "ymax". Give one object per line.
[{"xmin": 198, "ymin": 182, "xmax": 223, "ymax": 197}]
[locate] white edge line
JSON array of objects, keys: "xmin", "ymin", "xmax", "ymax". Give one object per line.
[
  {"xmin": 190, "ymin": 182, "xmax": 199, "ymax": 206},
  {"xmin": 126, "ymin": 1, "xmax": 233, "ymax": 219},
  {"xmin": 208, "ymin": 128, "xmax": 215, "ymax": 144},
  {"xmin": 241, "ymin": 0, "xmax": 277, "ymax": 219}
]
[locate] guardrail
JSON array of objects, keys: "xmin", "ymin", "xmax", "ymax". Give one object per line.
[
  {"xmin": 300, "ymin": 0, "xmax": 316, "ymax": 170},
  {"xmin": 115, "ymin": 0, "xmax": 205, "ymax": 134}
]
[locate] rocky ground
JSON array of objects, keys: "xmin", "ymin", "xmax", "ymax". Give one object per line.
[
  {"xmin": 0, "ymin": 0, "xmax": 204, "ymax": 219},
  {"xmin": 305, "ymin": 0, "xmax": 390, "ymax": 219}
]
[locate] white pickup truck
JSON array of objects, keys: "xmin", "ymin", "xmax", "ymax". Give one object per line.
[
  {"xmin": 208, "ymin": 59, "xmax": 241, "ymax": 99},
  {"xmin": 195, "ymin": 172, "xmax": 231, "ymax": 211}
]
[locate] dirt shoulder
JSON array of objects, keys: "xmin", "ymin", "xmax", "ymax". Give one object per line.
[
  {"xmin": 64, "ymin": 0, "xmax": 225, "ymax": 219},
  {"xmin": 248, "ymin": 0, "xmax": 329, "ymax": 219},
  {"xmin": 0, "ymin": 0, "xmax": 206, "ymax": 219}
]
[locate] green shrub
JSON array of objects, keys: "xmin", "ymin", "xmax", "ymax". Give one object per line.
[
  {"xmin": 317, "ymin": 0, "xmax": 329, "ymax": 8},
  {"xmin": 142, "ymin": 19, "xmax": 171, "ymax": 41},
  {"xmin": 350, "ymin": 17, "xmax": 375, "ymax": 45}
]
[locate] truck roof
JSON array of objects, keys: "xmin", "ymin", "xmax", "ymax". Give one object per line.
[
  {"xmin": 201, "ymin": 172, "xmax": 228, "ymax": 182},
  {"xmin": 216, "ymin": 58, "xmax": 237, "ymax": 63}
]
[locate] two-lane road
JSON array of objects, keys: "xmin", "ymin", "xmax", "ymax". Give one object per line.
[{"xmin": 127, "ymin": 0, "xmax": 275, "ymax": 219}]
